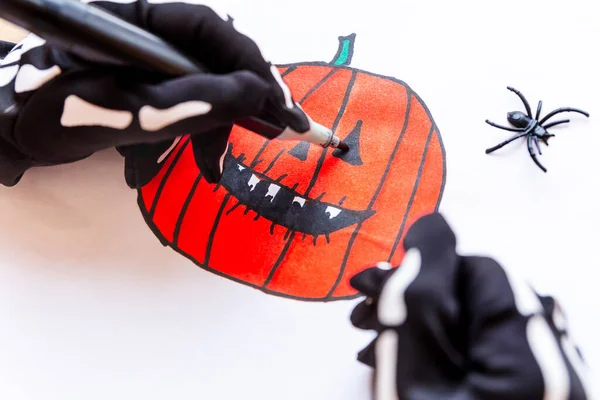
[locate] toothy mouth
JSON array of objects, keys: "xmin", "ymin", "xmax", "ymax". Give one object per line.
[{"xmin": 218, "ymin": 144, "xmax": 375, "ymax": 241}]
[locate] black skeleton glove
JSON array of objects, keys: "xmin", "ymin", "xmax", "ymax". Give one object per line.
[
  {"xmin": 0, "ymin": 0, "xmax": 309, "ymax": 187},
  {"xmin": 350, "ymin": 213, "xmax": 594, "ymax": 400}
]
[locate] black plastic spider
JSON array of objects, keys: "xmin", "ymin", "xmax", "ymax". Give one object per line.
[{"xmin": 485, "ymin": 86, "xmax": 589, "ymax": 172}]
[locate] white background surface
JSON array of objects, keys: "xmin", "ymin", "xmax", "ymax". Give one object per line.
[{"xmin": 1, "ymin": 0, "xmax": 599, "ymax": 398}]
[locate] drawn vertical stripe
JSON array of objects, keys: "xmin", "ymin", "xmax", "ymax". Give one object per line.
[
  {"xmin": 145, "ymin": 136, "xmax": 191, "ymax": 216},
  {"xmin": 204, "ymin": 194, "xmax": 232, "ymax": 265},
  {"xmin": 304, "ymin": 70, "xmax": 357, "ymax": 195},
  {"xmin": 387, "ymin": 125, "xmax": 434, "ymax": 263},
  {"xmin": 172, "ymin": 173, "xmax": 203, "ymax": 247},
  {"xmin": 250, "ymin": 140, "xmax": 270, "ymax": 168},
  {"xmin": 150, "ymin": 141, "xmax": 202, "ymax": 243},
  {"xmin": 388, "ymin": 127, "xmax": 441, "ymax": 266},
  {"xmin": 172, "ymin": 180, "xmax": 231, "ymax": 265}
]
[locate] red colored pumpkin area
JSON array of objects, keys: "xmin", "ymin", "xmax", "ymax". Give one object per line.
[{"xmin": 136, "ymin": 34, "xmax": 446, "ymax": 301}]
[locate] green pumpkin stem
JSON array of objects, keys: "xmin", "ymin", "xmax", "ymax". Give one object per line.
[{"xmin": 330, "ymin": 33, "xmax": 356, "ymax": 66}]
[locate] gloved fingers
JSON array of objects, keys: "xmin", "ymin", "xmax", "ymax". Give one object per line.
[
  {"xmin": 351, "ymin": 214, "xmax": 462, "ymax": 330},
  {"xmin": 16, "ymin": 70, "xmax": 270, "ymax": 162},
  {"xmin": 90, "ymin": 0, "xmax": 311, "ymax": 134},
  {"xmin": 130, "ymin": 70, "xmax": 271, "ymax": 134},
  {"xmin": 348, "ymin": 213, "xmax": 465, "ymax": 373},
  {"xmin": 350, "ymin": 214, "xmax": 462, "ymax": 331},
  {"xmin": 191, "ymin": 124, "xmax": 232, "ymax": 184}
]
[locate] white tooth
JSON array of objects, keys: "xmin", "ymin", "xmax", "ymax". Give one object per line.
[
  {"xmin": 293, "ymin": 197, "xmax": 306, "ymax": 207},
  {"xmin": 325, "ymin": 206, "xmax": 342, "ymax": 219},
  {"xmin": 237, "ymin": 164, "xmax": 245, "ymax": 171},
  {"xmin": 248, "ymin": 174, "xmax": 260, "ymax": 191},
  {"xmin": 266, "ymin": 184, "xmax": 280, "ymax": 201}
]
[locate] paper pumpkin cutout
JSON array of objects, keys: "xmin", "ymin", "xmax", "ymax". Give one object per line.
[{"xmin": 136, "ymin": 34, "xmax": 446, "ymax": 301}]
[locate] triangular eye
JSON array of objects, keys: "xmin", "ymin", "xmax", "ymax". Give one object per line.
[
  {"xmin": 333, "ymin": 120, "xmax": 363, "ymax": 165},
  {"xmin": 288, "ymin": 141, "xmax": 310, "ymax": 161}
]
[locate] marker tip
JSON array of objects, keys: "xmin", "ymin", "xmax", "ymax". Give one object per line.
[{"xmin": 336, "ymin": 141, "xmax": 350, "ymax": 152}]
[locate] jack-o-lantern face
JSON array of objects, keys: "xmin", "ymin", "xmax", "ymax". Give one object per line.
[{"xmin": 136, "ymin": 34, "xmax": 446, "ymax": 301}]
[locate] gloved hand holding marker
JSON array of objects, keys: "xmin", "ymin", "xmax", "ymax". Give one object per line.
[{"xmin": 0, "ymin": 0, "xmax": 346, "ymax": 188}]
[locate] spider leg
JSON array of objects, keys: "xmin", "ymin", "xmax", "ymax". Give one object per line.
[
  {"xmin": 543, "ymin": 119, "xmax": 570, "ymax": 129},
  {"xmin": 535, "ymin": 101, "xmax": 543, "ymax": 120},
  {"xmin": 507, "ymin": 86, "xmax": 533, "ymax": 117},
  {"xmin": 485, "ymin": 131, "xmax": 529, "ymax": 154},
  {"xmin": 533, "ymin": 136, "xmax": 542, "ymax": 155},
  {"xmin": 486, "ymin": 120, "xmax": 526, "ymax": 132},
  {"xmin": 539, "ymin": 107, "xmax": 589, "ymax": 124},
  {"xmin": 527, "ymin": 135, "xmax": 547, "ymax": 172}
]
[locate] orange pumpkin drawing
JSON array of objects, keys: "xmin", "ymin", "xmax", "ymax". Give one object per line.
[{"xmin": 136, "ymin": 34, "xmax": 446, "ymax": 301}]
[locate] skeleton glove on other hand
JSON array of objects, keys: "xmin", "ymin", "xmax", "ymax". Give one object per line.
[
  {"xmin": 349, "ymin": 213, "xmax": 593, "ymax": 400},
  {"xmin": 0, "ymin": 0, "xmax": 309, "ymax": 187}
]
